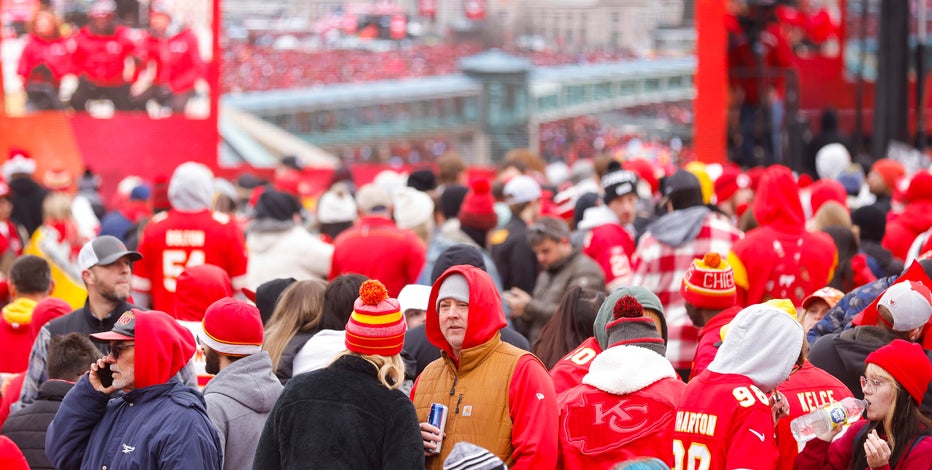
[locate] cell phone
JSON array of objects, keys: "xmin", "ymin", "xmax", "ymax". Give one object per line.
[{"xmin": 97, "ymin": 363, "xmax": 114, "ymax": 388}]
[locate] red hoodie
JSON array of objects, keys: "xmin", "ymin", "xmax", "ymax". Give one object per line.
[
  {"xmin": 173, "ymin": 264, "xmax": 232, "ymax": 322},
  {"xmin": 135, "ymin": 310, "xmax": 196, "ymax": 389},
  {"xmin": 728, "ymin": 166, "xmax": 837, "ymax": 307},
  {"xmin": 412, "ymin": 265, "xmax": 558, "ymax": 470}
]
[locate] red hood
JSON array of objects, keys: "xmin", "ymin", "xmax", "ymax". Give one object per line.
[
  {"xmin": 174, "ymin": 264, "xmax": 232, "ymax": 321},
  {"xmin": 135, "ymin": 310, "xmax": 196, "ymax": 388},
  {"xmin": 426, "ymin": 265, "xmax": 506, "ymax": 362},
  {"xmin": 752, "ymin": 165, "xmax": 805, "ymax": 232}
]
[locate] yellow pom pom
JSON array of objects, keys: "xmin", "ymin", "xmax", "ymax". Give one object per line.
[{"xmin": 359, "ymin": 280, "xmax": 388, "ymax": 305}]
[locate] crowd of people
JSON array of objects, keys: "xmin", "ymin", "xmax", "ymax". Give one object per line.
[
  {"xmin": 0, "ymin": 139, "xmax": 931, "ymax": 469},
  {"xmin": 220, "ymin": 38, "xmax": 634, "ymax": 94},
  {"xmin": 11, "ymin": 0, "xmax": 205, "ymax": 115}
]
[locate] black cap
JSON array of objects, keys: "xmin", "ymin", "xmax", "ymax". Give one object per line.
[{"xmin": 431, "ymin": 245, "xmax": 487, "ymax": 283}]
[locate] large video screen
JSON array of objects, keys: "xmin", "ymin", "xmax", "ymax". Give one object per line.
[{"xmin": 2, "ymin": 0, "xmax": 214, "ymax": 119}]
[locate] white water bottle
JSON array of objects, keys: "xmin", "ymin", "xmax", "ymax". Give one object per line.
[{"xmin": 790, "ymin": 397, "xmax": 867, "ymax": 444}]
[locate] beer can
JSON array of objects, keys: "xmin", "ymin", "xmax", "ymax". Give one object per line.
[{"xmin": 427, "ymin": 403, "xmax": 448, "ymax": 453}]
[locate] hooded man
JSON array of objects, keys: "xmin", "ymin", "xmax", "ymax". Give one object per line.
[
  {"xmin": 549, "ymin": 286, "xmax": 667, "ymax": 395},
  {"xmin": 199, "ymin": 298, "xmax": 282, "ymax": 470},
  {"xmin": 557, "ymin": 295, "xmax": 685, "ymax": 468},
  {"xmin": 412, "ymin": 265, "xmax": 558, "ymax": 469},
  {"xmin": 727, "ymin": 165, "xmax": 837, "ymax": 307},
  {"xmin": 46, "ymin": 309, "xmax": 222, "ymax": 469},
  {"xmin": 673, "ymin": 302, "xmax": 804, "ymax": 469},
  {"xmin": 132, "ymin": 162, "xmax": 248, "ymax": 312},
  {"xmin": 632, "ymin": 170, "xmax": 744, "ymax": 377}
]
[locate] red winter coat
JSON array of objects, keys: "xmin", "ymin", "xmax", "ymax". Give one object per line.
[
  {"xmin": 17, "ymin": 34, "xmax": 75, "ymax": 87},
  {"xmin": 728, "ymin": 166, "xmax": 837, "ymax": 307},
  {"xmin": 883, "ymin": 200, "xmax": 932, "ymax": 262},
  {"xmin": 73, "ymin": 25, "xmax": 139, "ymax": 86},
  {"xmin": 550, "ymin": 337, "xmax": 602, "ymax": 395},
  {"xmin": 330, "ymin": 216, "xmax": 426, "ymax": 297},
  {"xmin": 557, "ymin": 345, "xmax": 685, "ymax": 469},
  {"xmin": 775, "ymin": 362, "xmax": 854, "ymax": 470},
  {"xmin": 140, "ymin": 28, "xmax": 204, "ymax": 93}
]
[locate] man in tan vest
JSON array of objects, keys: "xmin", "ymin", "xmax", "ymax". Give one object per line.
[{"xmin": 411, "ymin": 264, "xmax": 557, "ymax": 469}]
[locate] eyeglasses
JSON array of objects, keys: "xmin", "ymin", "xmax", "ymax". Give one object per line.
[
  {"xmin": 860, "ymin": 376, "xmax": 894, "ymax": 393},
  {"xmin": 109, "ymin": 342, "xmax": 135, "ymax": 359}
]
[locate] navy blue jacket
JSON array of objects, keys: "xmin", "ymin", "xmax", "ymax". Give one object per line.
[{"xmin": 46, "ymin": 376, "xmax": 222, "ymax": 470}]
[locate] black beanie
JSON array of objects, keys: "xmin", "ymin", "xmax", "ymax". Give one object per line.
[
  {"xmin": 440, "ymin": 184, "xmax": 469, "ymax": 220},
  {"xmin": 254, "ymin": 277, "xmax": 297, "ymax": 325},
  {"xmin": 407, "ymin": 169, "xmax": 437, "ymax": 192},
  {"xmin": 255, "ymin": 190, "xmax": 300, "ymax": 221},
  {"xmin": 573, "ymin": 192, "xmax": 600, "ymax": 229},
  {"xmin": 431, "ymin": 245, "xmax": 487, "ymax": 283},
  {"xmin": 851, "ymin": 205, "xmax": 886, "ymax": 243}
]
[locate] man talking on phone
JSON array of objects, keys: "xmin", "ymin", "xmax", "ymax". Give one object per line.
[{"xmin": 45, "ymin": 309, "xmax": 222, "ymax": 469}]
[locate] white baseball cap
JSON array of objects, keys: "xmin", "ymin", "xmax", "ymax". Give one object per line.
[
  {"xmin": 503, "ymin": 175, "xmax": 541, "ymax": 204},
  {"xmin": 878, "ymin": 280, "xmax": 932, "ymax": 332}
]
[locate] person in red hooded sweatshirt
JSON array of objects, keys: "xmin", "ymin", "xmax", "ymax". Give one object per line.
[
  {"xmin": 132, "ymin": 1, "xmax": 204, "ymax": 115},
  {"xmin": 557, "ymin": 295, "xmax": 685, "ymax": 469},
  {"xmin": 727, "ymin": 165, "xmax": 837, "ymax": 307},
  {"xmin": 885, "ymin": 170, "xmax": 932, "ymax": 262},
  {"xmin": 412, "ymin": 265, "xmax": 558, "ymax": 469},
  {"xmin": 45, "ymin": 309, "xmax": 222, "ymax": 469},
  {"xmin": 69, "ymin": 0, "xmax": 140, "ymax": 112},
  {"xmin": 16, "ymin": 8, "xmax": 75, "ymax": 111}
]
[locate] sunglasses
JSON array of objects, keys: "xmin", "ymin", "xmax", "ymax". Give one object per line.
[{"xmin": 109, "ymin": 342, "xmax": 135, "ymax": 359}]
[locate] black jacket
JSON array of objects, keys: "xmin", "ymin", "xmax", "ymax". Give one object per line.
[
  {"xmin": 489, "ymin": 218, "xmax": 538, "ymax": 293},
  {"xmin": 1, "ymin": 379, "xmax": 73, "ymax": 470},
  {"xmin": 402, "ymin": 324, "xmax": 531, "ymax": 380},
  {"xmin": 807, "ymin": 326, "xmax": 899, "ymax": 400},
  {"xmin": 254, "ymin": 354, "xmax": 423, "ymax": 470},
  {"xmin": 9, "ymin": 176, "xmax": 47, "ymax": 237}
]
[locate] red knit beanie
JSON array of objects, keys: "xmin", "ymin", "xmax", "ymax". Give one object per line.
[
  {"xmin": 200, "ymin": 298, "xmax": 263, "ymax": 356},
  {"xmin": 345, "ymin": 280, "xmax": 407, "ymax": 356},
  {"xmin": 458, "ymin": 178, "xmax": 497, "ymax": 232},
  {"xmin": 680, "ymin": 253, "xmax": 737, "ymax": 310},
  {"xmin": 809, "ymin": 178, "xmax": 848, "ymax": 214},
  {"xmin": 865, "ymin": 339, "xmax": 932, "ymax": 406},
  {"xmin": 870, "ymin": 158, "xmax": 905, "ymax": 192}
]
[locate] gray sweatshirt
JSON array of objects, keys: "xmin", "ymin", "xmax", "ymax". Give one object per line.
[{"xmin": 203, "ymin": 351, "xmax": 283, "ymax": 470}]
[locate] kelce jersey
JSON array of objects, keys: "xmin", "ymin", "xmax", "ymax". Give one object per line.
[
  {"xmin": 550, "ymin": 337, "xmax": 602, "ymax": 395},
  {"xmin": 132, "ymin": 210, "xmax": 247, "ymax": 313},
  {"xmin": 673, "ymin": 370, "xmax": 778, "ymax": 470}
]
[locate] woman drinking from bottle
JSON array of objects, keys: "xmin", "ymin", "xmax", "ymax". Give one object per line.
[{"xmin": 795, "ymin": 339, "xmax": 932, "ymax": 469}]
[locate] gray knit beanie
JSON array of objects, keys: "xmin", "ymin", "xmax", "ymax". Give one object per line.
[
  {"xmin": 605, "ymin": 295, "xmax": 666, "ymax": 356},
  {"xmin": 436, "ymin": 273, "xmax": 470, "ymax": 310}
]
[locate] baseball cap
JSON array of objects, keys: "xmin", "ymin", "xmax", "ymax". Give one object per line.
[
  {"xmin": 877, "ymin": 281, "xmax": 932, "ymax": 332},
  {"xmin": 78, "ymin": 236, "xmax": 142, "ymax": 271},
  {"xmin": 355, "ymin": 183, "xmax": 392, "ymax": 213},
  {"xmin": 90, "ymin": 310, "xmax": 136, "ymax": 341},
  {"xmin": 398, "ymin": 284, "xmax": 431, "ymax": 312},
  {"xmin": 801, "ymin": 286, "xmax": 844, "ymax": 310},
  {"xmin": 503, "ymin": 175, "xmax": 541, "ymax": 204}
]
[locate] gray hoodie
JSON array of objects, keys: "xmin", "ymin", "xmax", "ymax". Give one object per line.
[
  {"xmin": 646, "ymin": 205, "xmax": 710, "ymax": 247},
  {"xmin": 203, "ymin": 351, "xmax": 283, "ymax": 470},
  {"xmin": 708, "ymin": 303, "xmax": 804, "ymax": 393}
]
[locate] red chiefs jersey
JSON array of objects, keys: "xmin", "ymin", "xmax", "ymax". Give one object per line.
[
  {"xmin": 550, "ymin": 337, "xmax": 602, "ymax": 395},
  {"xmin": 673, "ymin": 370, "xmax": 779, "ymax": 470},
  {"xmin": 774, "ymin": 362, "xmax": 853, "ymax": 470},
  {"xmin": 74, "ymin": 25, "xmax": 139, "ymax": 86},
  {"xmin": 140, "ymin": 28, "xmax": 204, "ymax": 93},
  {"xmin": 583, "ymin": 223, "xmax": 635, "ymax": 290},
  {"xmin": 132, "ymin": 210, "xmax": 247, "ymax": 313}
]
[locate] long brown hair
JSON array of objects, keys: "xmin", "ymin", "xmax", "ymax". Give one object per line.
[
  {"xmin": 849, "ymin": 364, "xmax": 932, "ymax": 469},
  {"xmin": 263, "ymin": 279, "xmax": 327, "ymax": 370},
  {"xmin": 533, "ymin": 286, "xmax": 605, "ymax": 369}
]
